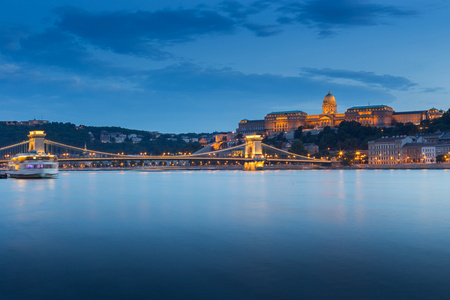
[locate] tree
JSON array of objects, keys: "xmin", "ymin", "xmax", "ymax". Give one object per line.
[
  {"xmin": 341, "ymin": 152, "xmax": 355, "ymax": 166},
  {"xmin": 289, "ymin": 140, "xmax": 308, "ymax": 156},
  {"xmin": 294, "ymin": 126, "xmax": 303, "ymax": 139},
  {"xmin": 436, "ymin": 154, "xmax": 447, "ymax": 163}
]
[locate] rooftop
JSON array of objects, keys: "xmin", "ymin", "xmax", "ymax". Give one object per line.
[
  {"xmin": 440, "ymin": 131, "xmax": 450, "ymax": 140},
  {"xmin": 348, "ymin": 105, "xmax": 391, "ymax": 110},
  {"xmin": 393, "ymin": 110, "xmax": 426, "ymax": 115},
  {"xmin": 402, "ymin": 142, "xmax": 445, "ymax": 148},
  {"xmin": 267, "ymin": 110, "xmax": 306, "ymax": 115},
  {"xmin": 369, "ymin": 136, "xmax": 409, "ymax": 143},
  {"xmin": 240, "ymin": 119, "xmax": 264, "ymax": 123}
]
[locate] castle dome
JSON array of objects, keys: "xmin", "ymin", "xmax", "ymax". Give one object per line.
[{"xmin": 323, "ymin": 92, "xmax": 336, "ymax": 105}]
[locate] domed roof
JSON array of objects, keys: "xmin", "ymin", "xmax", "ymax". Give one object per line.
[{"xmin": 323, "ymin": 91, "xmax": 336, "ymax": 104}]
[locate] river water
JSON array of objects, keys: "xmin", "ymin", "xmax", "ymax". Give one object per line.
[{"xmin": 1, "ymin": 170, "xmax": 450, "ymax": 299}]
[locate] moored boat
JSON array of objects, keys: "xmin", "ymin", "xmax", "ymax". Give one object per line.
[{"xmin": 7, "ymin": 150, "xmax": 58, "ymax": 178}]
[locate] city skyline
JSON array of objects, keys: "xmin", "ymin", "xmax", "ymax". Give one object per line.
[{"xmin": 1, "ymin": 0, "xmax": 449, "ymax": 133}]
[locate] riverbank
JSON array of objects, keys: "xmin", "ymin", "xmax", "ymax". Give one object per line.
[
  {"xmin": 56, "ymin": 163, "xmax": 450, "ymax": 172},
  {"xmin": 354, "ymin": 163, "xmax": 450, "ymax": 170},
  {"xmin": 60, "ymin": 164, "xmax": 327, "ymax": 172}
]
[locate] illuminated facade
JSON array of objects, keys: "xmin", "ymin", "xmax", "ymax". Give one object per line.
[
  {"xmin": 236, "ymin": 92, "xmax": 444, "ymax": 135},
  {"xmin": 264, "ymin": 111, "xmax": 307, "ymax": 133},
  {"xmin": 306, "ymin": 92, "xmax": 345, "ymax": 129},
  {"xmin": 237, "ymin": 119, "xmax": 265, "ymax": 134},
  {"xmin": 392, "ymin": 108, "xmax": 443, "ymax": 125},
  {"xmin": 368, "ymin": 136, "xmax": 413, "ymax": 165},
  {"xmin": 368, "ymin": 133, "xmax": 450, "ymax": 165},
  {"xmin": 345, "ymin": 105, "xmax": 394, "ymax": 127}
]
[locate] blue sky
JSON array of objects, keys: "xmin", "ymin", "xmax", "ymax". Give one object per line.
[{"xmin": 0, "ymin": 0, "xmax": 449, "ymax": 133}]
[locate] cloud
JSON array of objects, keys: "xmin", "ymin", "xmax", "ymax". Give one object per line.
[
  {"xmin": 0, "ymin": 63, "xmax": 20, "ymax": 74},
  {"xmin": 219, "ymin": 0, "xmax": 280, "ymax": 36},
  {"xmin": 140, "ymin": 63, "xmax": 397, "ymax": 111},
  {"xmin": 143, "ymin": 63, "xmax": 313, "ymax": 94},
  {"xmin": 0, "ymin": 24, "xmax": 134, "ymax": 76},
  {"xmin": 301, "ymin": 68, "xmax": 417, "ymax": 91},
  {"xmin": 54, "ymin": 6, "xmax": 237, "ymax": 58},
  {"xmin": 276, "ymin": 0, "xmax": 415, "ymax": 36},
  {"xmin": 421, "ymin": 87, "xmax": 445, "ymax": 93}
]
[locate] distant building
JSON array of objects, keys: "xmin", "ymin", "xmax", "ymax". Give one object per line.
[
  {"xmin": 368, "ymin": 136, "xmax": 413, "ymax": 165},
  {"xmin": 100, "ymin": 131, "xmax": 111, "ymax": 143},
  {"xmin": 422, "ymin": 145, "xmax": 436, "ymax": 163},
  {"xmin": 1, "ymin": 119, "xmax": 49, "ymax": 126},
  {"xmin": 199, "ymin": 137, "xmax": 208, "ymax": 147},
  {"xmin": 402, "ymin": 143, "xmax": 423, "ymax": 163},
  {"xmin": 419, "ymin": 132, "xmax": 442, "ymax": 143},
  {"xmin": 368, "ymin": 132, "xmax": 450, "ymax": 164},
  {"xmin": 88, "ymin": 132, "xmax": 95, "ymax": 142},
  {"xmin": 281, "ymin": 142, "xmax": 292, "ymax": 151},
  {"xmin": 215, "ymin": 132, "xmax": 235, "ymax": 143},
  {"xmin": 304, "ymin": 143, "xmax": 319, "ymax": 155},
  {"xmin": 435, "ymin": 143, "xmax": 450, "ymax": 157}
]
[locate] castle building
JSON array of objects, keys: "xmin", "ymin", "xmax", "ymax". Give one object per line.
[
  {"xmin": 237, "ymin": 119, "xmax": 265, "ymax": 135},
  {"xmin": 344, "ymin": 105, "xmax": 394, "ymax": 127},
  {"xmin": 306, "ymin": 92, "xmax": 345, "ymax": 129},
  {"xmin": 392, "ymin": 108, "xmax": 442, "ymax": 125},
  {"xmin": 236, "ymin": 92, "xmax": 444, "ymax": 135},
  {"xmin": 264, "ymin": 110, "xmax": 307, "ymax": 133}
]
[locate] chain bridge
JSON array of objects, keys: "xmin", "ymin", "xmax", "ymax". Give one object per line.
[{"xmin": 0, "ymin": 131, "xmax": 330, "ymax": 170}]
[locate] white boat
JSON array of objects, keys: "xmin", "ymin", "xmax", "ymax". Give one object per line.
[{"xmin": 7, "ymin": 150, "xmax": 58, "ymax": 178}]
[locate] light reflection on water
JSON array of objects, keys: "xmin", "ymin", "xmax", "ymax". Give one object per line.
[{"xmin": 1, "ymin": 170, "xmax": 450, "ymax": 299}]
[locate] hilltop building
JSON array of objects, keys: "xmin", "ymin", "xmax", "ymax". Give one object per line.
[
  {"xmin": 237, "ymin": 92, "xmax": 444, "ymax": 136},
  {"xmin": 1, "ymin": 119, "xmax": 49, "ymax": 126},
  {"xmin": 306, "ymin": 92, "xmax": 345, "ymax": 129}
]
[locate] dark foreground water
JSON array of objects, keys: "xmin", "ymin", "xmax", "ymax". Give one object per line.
[{"xmin": 1, "ymin": 170, "xmax": 450, "ymax": 299}]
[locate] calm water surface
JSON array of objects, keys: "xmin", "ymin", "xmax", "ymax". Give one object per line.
[{"xmin": 1, "ymin": 170, "xmax": 450, "ymax": 299}]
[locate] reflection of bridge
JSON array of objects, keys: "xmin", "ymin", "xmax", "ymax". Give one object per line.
[{"xmin": 0, "ymin": 131, "xmax": 330, "ymax": 170}]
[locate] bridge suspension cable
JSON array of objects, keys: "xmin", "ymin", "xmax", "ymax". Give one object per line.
[
  {"xmin": 189, "ymin": 143, "xmax": 249, "ymax": 157},
  {"xmin": 261, "ymin": 143, "xmax": 326, "ymax": 162},
  {"xmin": 44, "ymin": 140, "xmax": 131, "ymax": 157},
  {"xmin": 0, "ymin": 140, "xmax": 29, "ymax": 152}
]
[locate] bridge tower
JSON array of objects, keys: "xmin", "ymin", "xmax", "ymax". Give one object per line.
[
  {"xmin": 244, "ymin": 135, "xmax": 264, "ymax": 171},
  {"xmin": 28, "ymin": 131, "xmax": 46, "ymax": 153},
  {"xmin": 244, "ymin": 135, "xmax": 264, "ymax": 159}
]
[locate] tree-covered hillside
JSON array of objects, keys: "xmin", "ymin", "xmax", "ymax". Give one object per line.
[{"xmin": 0, "ymin": 122, "xmax": 204, "ymax": 155}]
